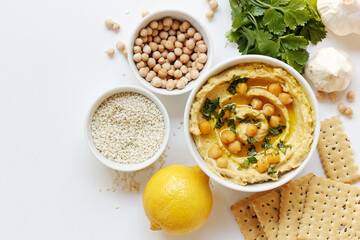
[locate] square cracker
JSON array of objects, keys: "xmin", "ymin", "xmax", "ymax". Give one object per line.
[
  {"xmin": 231, "ymin": 192, "xmax": 268, "ymax": 240},
  {"xmin": 251, "ymin": 189, "xmax": 281, "ymax": 240},
  {"xmin": 298, "ymin": 176, "xmax": 360, "ymax": 240},
  {"xmin": 318, "ymin": 115, "xmax": 360, "ymax": 183},
  {"xmin": 277, "ymin": 173, "xmax": 314, "ymax": 239}
]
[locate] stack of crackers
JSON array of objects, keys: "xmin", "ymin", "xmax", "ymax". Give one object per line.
[{"xmin": 231, "ymin": 116, "xmax": 360, "ymax": 240}]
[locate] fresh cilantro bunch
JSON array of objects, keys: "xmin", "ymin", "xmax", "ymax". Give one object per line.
[{"xmin": 226, "ymin": 0, "xmax": 326, "ymax": 73}]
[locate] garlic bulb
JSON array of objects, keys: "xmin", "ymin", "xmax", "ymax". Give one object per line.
[
  {"xmin": 305, "ymin": 48, "xmax": 354, "ymax": 93},
  {"xmin": 317, "ymin": 0, "xmax": 360, "ymax": 36}
]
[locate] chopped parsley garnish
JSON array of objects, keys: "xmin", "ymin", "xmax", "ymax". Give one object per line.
[
  {"xmin": 247, "ymin": 137, "xmax": 258, "ymax": 144},
  {"xmin": 240, "ymin": 156, "xmax": 258, "ymax": 168},
  {"xmin": 261, "ymin": 135, "xmax": 273, "ymax": 150},
  {"xmin": 227, "ymin": 75, "xmax": 249, "ymax": 95},
  {"xmin": 257, "ymin": 123, "xmax": 262, "ymax": 129},
  {"xmin": 265, "ymin": 115, "xmax": 270, "ymax": 122},
  {"xmin": 269, "ymin": 125, "xmax": 286, "ymax": 135},
  {"xmin": 215, "ymin": 104, "xmax": 236, "ymax": 129},
  {"xmin": 200, "ymin": 98, "xmax": 220, "ymax": 120},
  {"xmin": 267, "ymin": 164, "xmax": 276, "ymax": 175},
  {"xmin": 277, "ymin": 171, "xmax": 283, "ymax": 177},
  {"xmin": 248, "ymin": 145, "xmax": 257, "ymax": 156},
  {"xmin": 228, "ymin": 119, "xmax": 237, "ymax": 133},
  {"xmin": 277, "ymin": 141, "xmax": 291, "ymax": 154},
  {"xmin": 248, "ymin": 156, "xmax": 258, "ymax": 164}
]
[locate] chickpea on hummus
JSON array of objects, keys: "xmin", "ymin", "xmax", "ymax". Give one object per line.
[{"xmin": 190, "ymin": 63, "xmax": 315, "ymax": 185}]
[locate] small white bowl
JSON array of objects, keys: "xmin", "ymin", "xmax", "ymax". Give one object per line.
[
  {"xmin": 85, "ymin": 86, "xmax": 170, "ymax": 171},
  {"xmin": 184, "ymin": 55, "xmax": 320, "ymax": 192},
  {"xmin": 128, "ymin": 9, "xmax": 213, "ymax": 96}
]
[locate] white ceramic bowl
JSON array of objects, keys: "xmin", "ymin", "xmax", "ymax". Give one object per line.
[
  {"xmin": 128, "ymin": 9, "xmax": 213, "ymax": 96},
  {"xmin": 85, "ymin": 86, "xmax": 170, "ymax": 171},
  {"xmin": 184, "ymin": 55, "xmax": 320, "ymax": 192}
]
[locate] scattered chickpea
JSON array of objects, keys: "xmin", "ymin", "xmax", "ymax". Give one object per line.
[
  {"xmin": 142, "ymin": 10, "xmax": 149, "ymax": 18},
  {"xmin": 116, "ymin": 41, "xmax": 125, "ymax": 52},
  {"xmin": 112, "ymin": 23, "xmax": 120, "ymax": 31},
  {"xmin": 236, "ymin": 83, "xmax": 248, "ymax": 95},
  {"xmin": 199, "ymin": 121, "xmax": 211, "ymax": 135},
  {"xmin": 208, "ymin": 145, "xmax": 223, "ymax": 159},
  {"xmin": 267, "ymin": 154, "xmax": 280, "ymax": 164},
  {"xmin": 262, "ymin": 104, "xmax": 275, "ymax": 116},
  {"xmin": 316, "ymin": 91, "xmax": 326, "ymax": 100},
  {"xmin": 279, "ymin": 93, "xmax": 293, "ymax": 105},
  {"xmin": 347, "ymin": 90, "xmax": 355, "ymax": 101},
  {"xmin": 328, "ymin": 92, "xmax": 338, "ymax": 103},
  {"xmin": 105, "ymin": 18, "xmax": 114, "ymax": 29},
  {"xmin": 122, "ymin": 48, "xmax": 128, "ymax": 57},
  {"xmin": 246, "ymin": 125, "xmax": 258, "ymax": 137},
  {"xmin": 105, "ymin": 48, "xmax": 115, "ymax": 56},
  {"xmin": 268, "ymin": 83, "xmax": 282, "ymax": 96},
  {"xmin": 209, "ymin": 0, "xmax": 218, "ymax": 10},
  {"xmin": 206, "ymin": 10, "xmax": 215, "ymax": 19},
  {"xmin": 270, "ymin": 116, "xmax": 281, "ymax": 128},
  {"xmin": 216, "ymin": 157, "xmax": 228, "ymax": 168},
  {"xmin": 337, "ymin": 103, "xmax": 347, "ymax": 114},
  {"xmin": 228, "ymin": 141, "xmax": 241, "ymax": 155},
  {"xmin": 221, "ymin": 130, "xmax": 236, "ymax": 144},
  {"xmin": 251, "ymin": 98, "xmax": 263, "ymax": 110},
  {"xmin": 344, "ymin": 107, "xmax": 353, "ymax": 117}
]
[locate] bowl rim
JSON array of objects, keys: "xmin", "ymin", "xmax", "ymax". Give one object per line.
[
  {"xmin": 183, "ymin": 55, "xmax": 320, "ymax": 192},
  {"xmin": 85, "ymin": 85, "xmax": 170, "ymax": 172},
  {"xmin": 127, "ymin": 9, "xmax": 214, "ymax": 96}
]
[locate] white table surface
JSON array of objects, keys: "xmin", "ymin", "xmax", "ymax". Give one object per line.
[{"xmin": 1, "ymin": 0, "xmax": 359, "ymax": 239}]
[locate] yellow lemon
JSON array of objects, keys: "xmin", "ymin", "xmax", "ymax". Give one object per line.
[{"xmin": 143, "ymin": 164, "xmax": 213, "ymax": 236}]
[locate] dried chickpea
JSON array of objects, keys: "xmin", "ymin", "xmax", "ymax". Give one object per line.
[
  {"xmin": 172, "ymin": 20, "xmax": 180, "ymax": 30},
  {"xmin": 161, "ymin": 50, "xmax": 168, "ymax": 58},
  {"xmin": 146, "ymin": 26, "xmax": 153, "ymax": 36},
  {"xmin": 122, "ymin": 48, "xmax": 128, "ymax": 57},
  {"xmin": 139, "ymin": 67, "xmax": 148, "ymax": 77},
  {"xmin": 279, "ymin": 93, "xmax": 293, "ymax": 105},
  {"xmin": 328, "ymin": 92, "xmax": 338, "ymax": 102},
  {"xmin": 270, "ymin": 115, "xmax": 280, "ymax": 128},
  {"xmin": 209, "ymin": 0, "xmax": 218, "ymax": 10},
  {"xmin": 161, "ymin": 80, "xmax": 167, "ymax": 89},
  {"xmin": 180, "ymin": 54, "xmax": 190, "ymax": 64},
  {"xmin": 267, "ymin": 154, "xmax": 280, "ymax": 164},
  {"xmin": 163, "ymin": 17, "xmax": 173, "ymax": 27},
  {"xmin": 347, "ymin": 90, "xmax": 355, "ymax": 101},
  {"xmin": 262, "ymin": 104, "xmax": 275, "ymax": 116},
  {"xmin": 165, "ymin": 41, "xmax": 174, "ymax": 51},
  {"xmin": 174, "ymin": 69, "xmax": 182, "ymax": 79},
  {"xmin": 185, "ymin": 39, "xmax": 195, "ymax": 50},
  {"xmin": 145, "ymin": 71, "xmax": 156, "ymax": 82},
  {"xmin": 180, "ymin": 77, "xmax": 189, "ymax": 84},
  {"xmin": 183, "ymin": 47, "xmax": 192, "ymax": 55},
  {"xmin": 175, "ymin": 41, "xmax": 183, "ymax": 48},
  {"xmin": 147, "ymin": 58, "xmax": 156, "ymax": 68},
  {"xmin": 194, "ymin": 32, "xmax": 202, "ymax": 41},
  {"xmin": 136, "ymin": 61, "xmax": 145, "ymax": 69},
  {"xmin": 140, "ymin": 28, "xmax": 148, "ymax": 37},
  {"xmin": 208, "ymin": 146, "xmax": 222, "ymax": 159},
  {"xmin": 153, "ymin": 64, "xmax": 161, "ymax": 73},
  {"xmin": 159, "ymin": 31, "xmax": 168, "ymax": 39},
  {"xmin": 191, "ymin": 53, "xmax": 198, "ymax": 61},
  {"xmin": 344, "ymin": 107, "xmax": 353, "ymax": 116},
  {"xmin": 255, "ymin": 160, "xmax": 269, "ymax": 173},
  {"xmin": 141, "ymin": 36, "xmax": 148, "ymax": 43},
  {"xmin": 167, "ymin": 52, "xmax": 176, "ymax": 62},
  {"xmin": 206, "ymin": 10, "xmax": 215, "ymax": 19},
  {"xmin": 150, "ymin": 20, "xmax": 158, "ymax": 29},
  {"xmin": 221, "ymin": 130, "xmax": 236, "ymax": 144},
  {"xmin": 174, "ymin": 60, "xmax": 183, "ymax": 69},
  {"xmin": 187, "ymin": 27, "xmax": 196, "ymax": 37},
  {"xmin": 133, "ymin": 53, "xmax": 142, "ymax": 62},
  {"xmin": 180, "ymin": 65, "xmax": 188, "ymax": 74},
  {"xmin": 199, "ymin": 121, "xmax": 211, "ymax": 135},
  {"xmin": 158, "ymin": 44, "xmax": 165, "ymax": 53},
  {"xmin": 157, "ymin": 21, "xmax": 164, "ymax": 30},
  {"xmin": 153, "ymin": 36, "xmax": 161, "ymax": 44},
  {"xmin": 166, "ymin": 79, "xmax": 175, "ymax": 90},
  {"xmin": 112, "ymin": 23, "xmax": 120, "ymax": 31},
  {"xmin": 196, "ymin": 40, "xmax": 205, "ymax": 46},
  {"xmin": 152, "ymin": 51, "xmax": 161, "ymax": 60},
  {"xmin": 142, "ymin": 45, "xmax": 151, "ymax": 54},
  {"xmin": 163, "ymin": 26, "xmax": 170, "ymax": 31},
  {"xmin": 105, "ymin": 48, "xmax": 115, "ymax": 56},
  {"xmin": 168, "ymin": 69, "xmax": 174, "ymax": 77},
  {"xmin": 246, "ymin": 125, "xmax": 258, "ymax": 137},
  {"xmin": 337, "ymin": 103, "xmax": 346, "ymax": 114},
  {"xmin": 228, "ymin": 140, "xmax": 241, "ymax": 155},
  {"xmin": 216, "ymin": 157, "xmax": 228, "ymax": 168},
  {"xmin": 135, "ymin": 38, "xmax": 143, "ymax": 46},
  {"xmin": 174, "ymin": 48, "xmax": 182, "ymax": 56},
  {"xmin": 158, "ymin": 57, "xmax": 165, "ymax": 65},
  {"xmin": 267, "ymin": 83, "xmax": 282, "ymax": 96},
  {"xmin": 177, "ymin": 33, "xmax": 186, "ymax": 42},
  {"xmin": 149, "ymin": 42, "xmax": 157, "ymax": 52},
  {"xmin": 251, "ymin": 98, "xmax": 263, "ymax": 110},
  {"xmin": 162, "ymin": 62, "xmax": 171, "ymax": 70},
  {"xmin": 105, "ymin": 18, "xmax": 114, "ymax": 29},
  {"xmin": 116, "ymin": 41, "xmax": 125, "ymax": 51},
  {"xmin": 198, "ymin": 44, "xmax": 207, "ymax": 53},
  {"xmin": 158, "ymin": 68, "xmax": 168, "ymax": 79},
  {"xmin": 151, "ymin": 29, "xmax": 159, "ymax": 37},
  {"xmin": 196, "ymin": 63, "xmax": 204, "ymax": 71},
  {"xmin": 316, "ymin": 91, "xmax": 326, "ymax": 100},
  {"xmin": 151, "ymin": 77, "xmax": 162, "ymax": 88},
  {"xmin": 141, "ymin": 53, "xmax": 149, "ymax": 62},
  {"xmin": 181, "ymin": 21, "xmax": 190, "ymax": 30},
  {"xmin": 185, "ymin": 72, "xmax": 191, "ymax": 81},
  {"xmin": 236, "ymin": 83, "xmax": 248, "ymax": 95},
  {"xmin": 176, "ymin": 78, "xmax": 187, "ymax": 89},
  {"xmin": 197, "ymin": 53, "xmax": 207, "ymax": 63},
  {"xmin": 190, "ymin": 69, "xmax": 200, "ymax": 80},
  {"xmin": 133, "ymin": 46, "xmax": 141, "ymax": 54}
]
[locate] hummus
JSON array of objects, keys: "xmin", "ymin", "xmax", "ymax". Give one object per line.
[{"xmin": 190, "ymin": 63, "xmax": 315, "ymax": 185}]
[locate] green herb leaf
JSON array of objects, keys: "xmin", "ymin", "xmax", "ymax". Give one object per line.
[
  {"xmin": 280, "ymin": 34, "xmax": 308, "ymax": 50},
  {"xmin": 269, "ymin": 125, "xmax": 286, "ymax": 135},
  {"xmin": 247, "ymin": 137, "xmax": 258, "ymax": 144},
  {"xmin": 200, "ymin": 98, "xmax": 220, "ymax": 120},
  {"xmin": 267, "ymin": 164, "xmax": 276, "ymax": 175},
  {"xmin": 299, "ymin": 19, "xmax": 327, "ymax": 45},
  {"xmin": 277, "ymin": 140, "xmax": 291, "ymax": 154},
  {"xmin": 248, "ymin": 145, "xmax": 257, "ymax": 156},
  {"xmin": 227, "ymin": 75, "xmax": 249, "ymax": 95},
  {"xmin": 228, "ymin": 119, "xmax": 237, "ymax": 133},
  {"xmin": 238, "ymin": 116, "xmax": 252, "ymax": 124},
  {"xmin": 248, "ymin": 156, "xmax": 258, "ymax": 164},
  {"xmin": 262, "ymin": 135, "xmax": 273, "ymax": 149},
  {"xmin": 215, "ymin": 104, "xmax": 236, "ymax": 129},
  {"xmin": 241, "ymin": 159, "xmax": 249, "ymax": 168},
  {"xmin": 263, "ymin": 8, "xmax": 286, "ymax": 35},
  {"xmin": 257, "ymin": 123, "xmax": 262, "ymax": 129}
]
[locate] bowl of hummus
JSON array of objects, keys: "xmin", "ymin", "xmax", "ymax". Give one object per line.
[{"xmin": 184, "ymin": 55, "xmax": 320, "ymax": 192}]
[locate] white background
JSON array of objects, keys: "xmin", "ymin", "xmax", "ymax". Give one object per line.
[{"xmin": 0, "ymin": 0, "xmax": 359, "ymax": 239}]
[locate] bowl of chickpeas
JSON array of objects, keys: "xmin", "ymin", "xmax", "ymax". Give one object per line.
[
  {"xmin": 184, "ymin": 55, "xmax": 319, "ymax": 192},
  {"xmin": 128, "ymin": 10, "xmax": 213, "ymax": 95}
]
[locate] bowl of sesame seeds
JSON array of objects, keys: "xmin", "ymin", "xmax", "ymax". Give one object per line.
[{"xmin": 85, "ymin": 86, "xmax": 170, "ymax": 171}]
